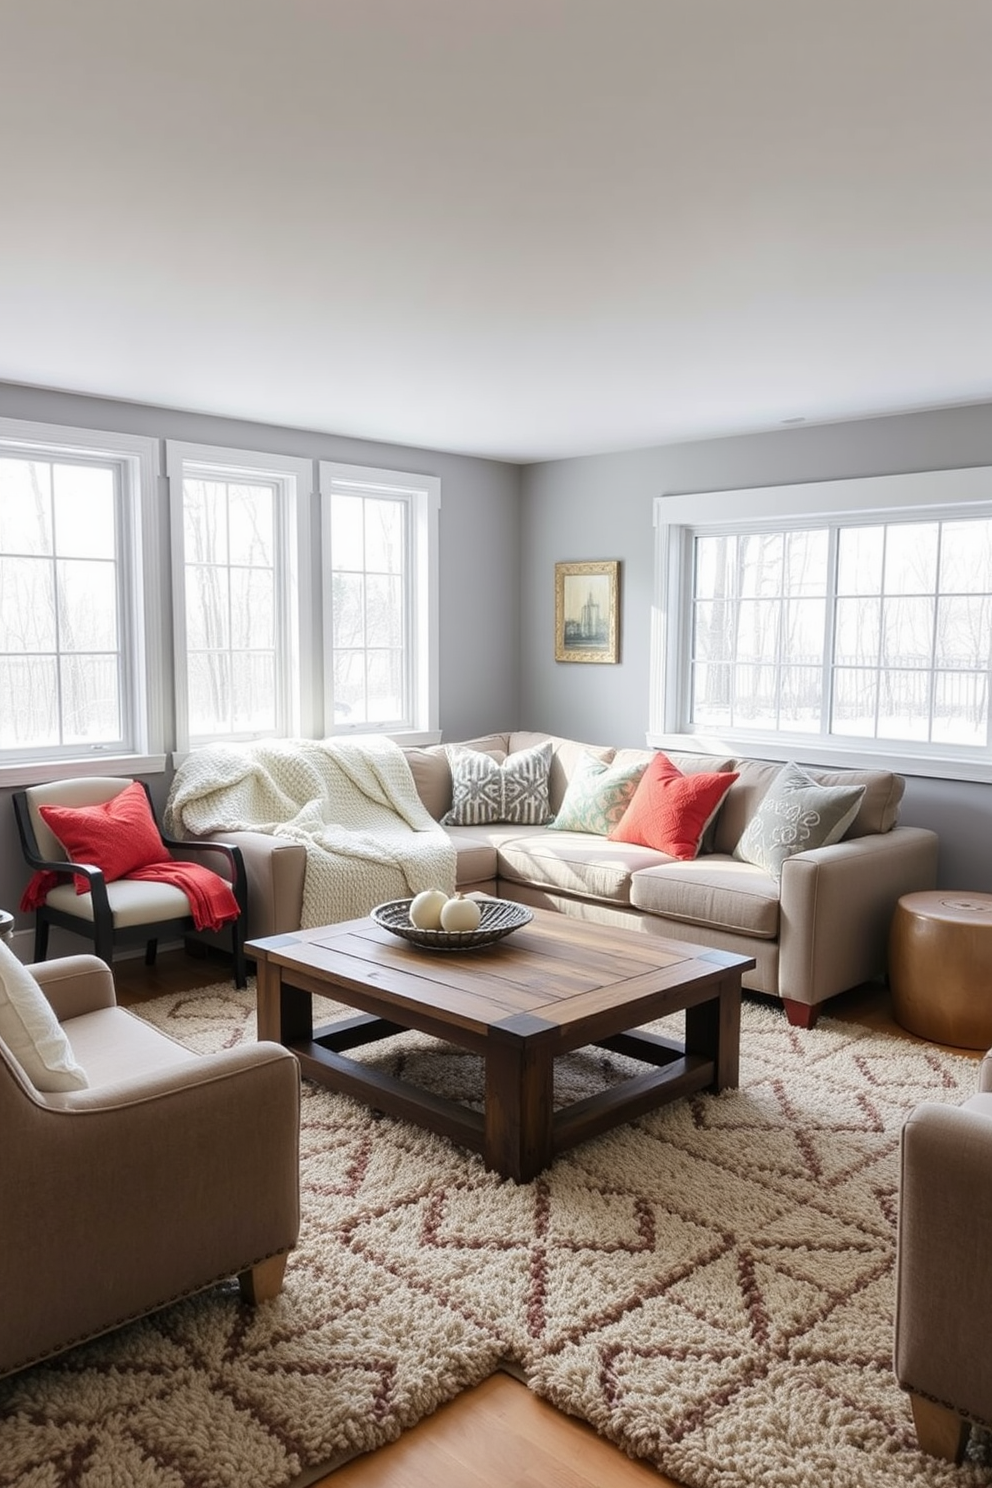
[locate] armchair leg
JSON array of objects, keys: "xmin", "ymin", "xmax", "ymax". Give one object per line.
[
  {"xmin": 145, "ymin": 937, "xmax": 158, "ymax": 967},
  {"xmin": 238, "ymin": 1252, "xmax": 288, "ymax": 1305},
  {"xmin": 94, "ymin": 921, "xmax": 114, "ymax": 967},
  {"xmin": 34, "ymin": 916, "xmax": 49, "ymax": 961},
  {"xmin": 232, "ymin": 923, "xmax": 247, "ymax": 990},
  {"xmin": 910, "ymin": 1392, "xmax": 971, "ymax": 1463}
]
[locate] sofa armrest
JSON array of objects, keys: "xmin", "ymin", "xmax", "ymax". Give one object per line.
[
  {"xmin": 28, "ymin": 954, "xmax": 118, "ymax": 1021},
  {"xmin": 184, "ymin": 829, "xmax": 307, "ymax": 939},
  {"xmin": 895, "ymin": 1097, "xmax": 992, "ymax": 1422},
  {"xmin": 778, "ymin": 825, "xmax": 939, "ymax": 1006}
]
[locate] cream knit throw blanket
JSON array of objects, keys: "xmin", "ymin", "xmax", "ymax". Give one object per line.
[{"xmin": 165, "ymin": 736, "xmax": 457, "ymax": 927}]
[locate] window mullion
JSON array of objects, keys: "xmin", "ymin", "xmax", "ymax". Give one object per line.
[{"xmin": 822, "ymin": 524, "xmax": 840, "ymax": 738}]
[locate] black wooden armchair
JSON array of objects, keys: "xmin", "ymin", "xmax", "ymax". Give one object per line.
[{"xmin": 13, "ymin": 776, "xmax": 247, "ymax": 987}]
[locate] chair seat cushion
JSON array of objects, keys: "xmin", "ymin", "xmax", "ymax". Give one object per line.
[
  {"xmin": 60, "ymin": 1005, "xmax": 197, "ymax": 1089},
  {"xmin": 45, "ymin": 879, "xmax": 193, "ymax": 927}
]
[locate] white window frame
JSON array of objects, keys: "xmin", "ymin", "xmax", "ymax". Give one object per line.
[
  {"xmin": 167, "ymin": 442, "xmax": 314, "ymax": 753},
  {"xmin": 318, "ymin": 461, "xmax": 440, "ymax": 742},
  {"xmin": 650, "ymin": 466, "xmax": 992, "ymax": 783},
  {"xmin": 0, "ymin": 417, "xmax": 165, "ymax": 786}
]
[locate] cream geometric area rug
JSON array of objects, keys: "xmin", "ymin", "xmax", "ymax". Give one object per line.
[{"xmin": 2, "ymin": 984, "xmax": 992, "ymax": 1488}]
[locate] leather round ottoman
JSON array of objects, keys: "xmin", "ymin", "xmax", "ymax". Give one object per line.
[{"xmin": 889, "ymin": 891, "xmax": 992, "ymax": 1049}]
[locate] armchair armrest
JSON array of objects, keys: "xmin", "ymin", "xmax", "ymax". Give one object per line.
[
  {"xmin": 895, "ymin": 1097, "xmax": 992, "ymax": 1424},
  {"xmin": 980, "ymin": 1052, "xmax": 992, "ymax": 1093},
  {"xmin": 778, "ymin": 825, "xmax": 939, "ymax": 1006},
  {"xmin": 20, "ymin": 849, "xmax": 114, "ymax": 922},
  {"xmin": 164, "ymin": 835, "xmax": 248, "ymax": 918},
  {"xmin": 47, "ymin": 1039, "xmax": 294, "ymax": 1111},
  {"xmin": 29, "ymin": 954, "xmax": 117, "ymax": 1019}
]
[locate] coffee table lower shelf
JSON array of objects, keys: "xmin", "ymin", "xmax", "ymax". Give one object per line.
[{"xmin": 291, "ymin": 1012, "xmax": 718, "ymax": 1175}]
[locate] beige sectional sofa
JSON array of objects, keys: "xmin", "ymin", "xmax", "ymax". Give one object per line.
[{"xmin": 188, "ymin": 730, "xmax": 940, "ymax": 1028}]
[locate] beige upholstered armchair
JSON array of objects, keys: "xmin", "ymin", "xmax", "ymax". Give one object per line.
[
  {"xmin": 894, "ymin": 1051, "xmax": 992, "ymax": 1461},
  {"xmin": 0, "ymin": 953, "xmax": 300, "ymax": 1380}
]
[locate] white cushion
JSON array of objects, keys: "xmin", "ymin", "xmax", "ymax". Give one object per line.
[
  {"xmin": 0, "ymin": 940, "xmax": 89, "ymax": 1092},
  {"xmin": 45, "ymin": 878, "xmax": 192, "ymax": 927}
]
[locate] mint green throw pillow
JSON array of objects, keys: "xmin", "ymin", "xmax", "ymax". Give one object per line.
[{"xmin": 549, "ymin": 752, "xmax": 648, "ymax": 836}]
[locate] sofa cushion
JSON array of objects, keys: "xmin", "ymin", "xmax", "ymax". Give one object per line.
[
  {"xmin": 404, "ymin": 738, "xmax": 509, "ymax": 821},
  {"xmin": 508, "ymin": 733, "xmax": 615, "ymax": 815},
  {"xmin": 445, "ymin": 740, "xmax": 553, "ymax": 826},
  {"xmin": 801, "ymin": 764, "xmax": 904, "ymax": 837},
  {"xmin": 549, "ymin": 752, "xmax": 648, "ymax": 836},
  {"xmin": 713, "ymin": 757, "xmax": 904, "ymax": 852},
  {"xmin": 496, "ymin": 830, "xmax": 676, "ymax": 907},
  {"xmin": 442, "ymin": 826, "xmax": 500, "ymax": 887},
  {"xmin": 733, "ymin": 761, "xmax": 866, "ymax": 879},
  {"xmin": 629, "ymin": 857, "xmax": 781, "ymax": 938},
  {"xmin": 609, "ymin": 754, "xmax": 738, "ymax": 860}
]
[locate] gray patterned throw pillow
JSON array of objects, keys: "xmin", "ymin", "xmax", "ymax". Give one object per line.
[
  {"xmin": 444, "ymin": 741, "xmax": 553, "ymax": 826},
  {"xmin": 733, "ymin": 761, "xmax": 866, "ymax": 880}
]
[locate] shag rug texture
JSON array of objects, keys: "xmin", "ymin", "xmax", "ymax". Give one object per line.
[{"xmin": 3, "ymin": 983, "xmax": 992, "ymax": 1488}]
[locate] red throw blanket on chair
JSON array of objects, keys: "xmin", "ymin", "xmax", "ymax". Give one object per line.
[{"xmin": 21, "ymin": 861, "xmax": 240, "ymax": 933}]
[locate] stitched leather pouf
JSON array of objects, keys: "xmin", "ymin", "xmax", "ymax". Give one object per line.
[{"xmin": 889, "ymin": 890, "xmax": 992, "ymax": 1049}]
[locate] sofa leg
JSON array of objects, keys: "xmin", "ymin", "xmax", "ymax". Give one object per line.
[
  {"xmin": 238, "ymin": 1252, "xmax": 288, "ymax": 1305},
  {"xmin": 910, "ymin": 1392, "xmax": 970, "ymax": 1463},
  {"xmin": 782, "ymin": 998, "xmax": 819, "ymax": 1029}
]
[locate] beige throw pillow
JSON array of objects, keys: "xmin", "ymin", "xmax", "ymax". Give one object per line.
[{"xmin": 0, "ymin": 940, "xmax": 89, "ymax": 1092}]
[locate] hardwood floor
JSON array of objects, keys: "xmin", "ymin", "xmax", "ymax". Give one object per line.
[
  {"xmin": 322, "ymin": 1371, "xmax": 667, "ymax": 1487},
  {"xmin": 113, "ymin": 947, "xmax": 981, "ymax": 1487}
]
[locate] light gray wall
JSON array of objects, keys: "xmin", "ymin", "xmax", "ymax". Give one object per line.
[
  {"xmin": 520, "ymin": 402, "xmax": 992, "ymax": 891},
  {"xmin": 0, "ymin": 381, "xmax": 522, "ymax": 932}
]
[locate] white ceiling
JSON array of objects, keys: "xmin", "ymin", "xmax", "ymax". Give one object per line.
[{"xmin": 2, "ymin": 0, "xmax": 991, "ymax": 463}]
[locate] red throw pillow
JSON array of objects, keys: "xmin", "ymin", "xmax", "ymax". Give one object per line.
[
  {"xmin": 39, "ymin": 781, "xmax": 168, "ymax": 892},
  {"xmin": 608, "ymin": 754, "xmax": 738, "ymax": 860}
]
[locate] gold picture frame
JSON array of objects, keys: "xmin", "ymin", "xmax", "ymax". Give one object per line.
[{"xmin": 555, "ymin": 560, "xmax": 620, "ymax": 664}]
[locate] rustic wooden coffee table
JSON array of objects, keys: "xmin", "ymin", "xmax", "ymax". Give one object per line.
[{"xmin": 249, "ymin": 907, "xmax": 753, "ymax": 1182}]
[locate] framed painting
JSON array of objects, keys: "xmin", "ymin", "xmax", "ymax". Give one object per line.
[{"xmin": 555, "ymin": 560, "xmax": 620, "ymax": 663}]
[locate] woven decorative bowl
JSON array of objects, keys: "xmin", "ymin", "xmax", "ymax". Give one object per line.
[{"xmin": 370, "ymin": 897, "xmax": 533, "ymax": 950}]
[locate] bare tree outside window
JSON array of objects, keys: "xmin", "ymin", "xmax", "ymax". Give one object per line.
[
  {"xmin": 0, "ymin": 456, "xmax": 122, "ymax": 752},
  {"xmin": 690, "ymin": 517, "xmax": 992, "ymax": 748},
  {"xmin": 329, "ymin": 494, "xmax": 407, "ymax": 724},
  {"xmin": 181, "ymin": 476, "xmax": 277, "ymax": 739}
]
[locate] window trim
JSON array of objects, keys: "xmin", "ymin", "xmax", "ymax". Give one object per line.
[
  {"xmin": 318, "ymin": 461, "xmax": 440, "ymax": 740},
  {"xmin": 649, "ymin": 465, "xmax": 992, "ymax": 783},
  {"xmin": 0, "ymin": 417, "xmax": 165, "ymax": 786},
  {"xmin": 166, "ymin": 441, "xmax": 314, "ymax": 751}
]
